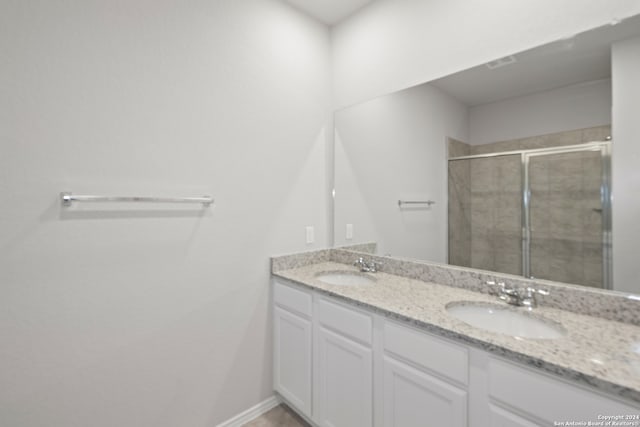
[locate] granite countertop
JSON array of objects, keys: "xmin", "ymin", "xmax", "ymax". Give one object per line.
[{"xmin": 273, "ymin": 261, "xmax": 640, "ymax": 405}]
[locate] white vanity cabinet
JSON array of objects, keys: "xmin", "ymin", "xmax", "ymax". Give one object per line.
[
  {"xmin": 273, "ymin": 280, "xmax": 313, "ymax": 418},
  {"xmin": 273, "ymin": 279, "xmax": 374, "ymax": 426},
  {"xmin": 272, "ymin": 278, "xmax": 640, "ymax": 426}
]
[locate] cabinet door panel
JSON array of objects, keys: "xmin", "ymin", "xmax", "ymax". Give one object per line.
[
  {"xmin": 317, "ymin": 327, "xmax": 373, "ymax": 427},
  {"xmin": 489, "ymin": 404, "xmax": 541, "ymax": 427},
  {"xmin": 383, "ymin": 356, "xmax": 467, "ymax": 427},
  {"xmin": 274, "ymin": 307, "xmax": 312, "ymax": 418},
  {"xmin": 489, "ymin": 357, "xmax": 640, "ymax": 423}
]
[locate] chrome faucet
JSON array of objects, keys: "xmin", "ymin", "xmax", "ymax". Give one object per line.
[
  {"xmin": 353, "ymin": 257, "xmax": 382, "ymax": 273},
  {"xmin": 486, "ymin": 281, "xmax": 549, "ymax": 309}
]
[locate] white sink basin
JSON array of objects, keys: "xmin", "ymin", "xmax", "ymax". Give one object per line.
[
  {"xmin": 446, "ymin": 301, "xmax": 566, "ymax": 340},
  {"xmin": 315, "ymin": 270, "xmax": 376, "ymax": 286}
]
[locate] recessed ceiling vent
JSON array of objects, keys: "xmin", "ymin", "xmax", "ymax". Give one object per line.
[{"xmin": 485, "ymin": 55, "xmax": 517, "ymax": 70}]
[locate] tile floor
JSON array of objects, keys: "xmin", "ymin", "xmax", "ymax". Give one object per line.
[{"xmin": 243, "ymin": 404, "xmax": 310, "ymax": 427}]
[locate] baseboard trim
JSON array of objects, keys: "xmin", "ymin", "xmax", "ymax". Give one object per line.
[{"xmin": 216, "ymin": 395, "xmax": 282, "ymax": 427}]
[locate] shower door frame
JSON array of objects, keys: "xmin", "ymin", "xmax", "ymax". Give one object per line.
[{"xmin": 448, "ymin": 140, "xmax": 612, "ymax": 289}]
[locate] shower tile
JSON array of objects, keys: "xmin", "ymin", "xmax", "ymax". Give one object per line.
[
  {"xmin": 512, "ymin": 138, "xmax": 530, "ymax": 150},
  {"xmin": 548, "ymin": 199, "xmax": 583, "ymax": 240},
  {"xmin": 529, "ymin": 159, "xmax": 549, "ymax": 191},
  {"xmin": 548, "ymin": 255, "xmax": 584, "ymax": 285},
  {"xmin": 581, "ymin": 278, "xmax": 603, "ymax": 289},
  {"xmin": 582, "ymin": 152, "xmax": 602, "ymax": 186},
  {"xmin": 449, "ymin": 166, "xmax": 469, "ymax": 182},
  {"xmin": 497, "ymin": 196, "xmax": 521, "ymax": 232},
  {"xmin": 449, "ymin": 219, "xmax": 471, "ymax": 242},
  {"xmin": 530, "ymin": 238, "xmax": 551, "ymax": 257},
  {"xmin": 548, "ymin": 155, "xmax": 583, "ymax": 195},
  {"xmin": 530, "ymin": 251, "xmax": 551, "ymax": 279},
  {"xmin": 493, "ymin": 232, "xmax": 521, "ymax": 253},
  {"xmin": 448, "ymin": 137, "xmax": 471, "ymax": 158},
  {"xmin": 496, "ymin": 159, "xmax": 522, "ymax": 191},
  {"xmin": 471, "ymin": 232, "xmax": 494, "ymax": 252},
  {"xmin": 530, "ymin": 225, "xmax": 550, "ymax": 241},
  {"xmin": 468, "ymin": 145, "xmax": 485, "ymax": 155},
  {"xmin": 583, "ymin": 257, "xmax": 603, "ymax": 288},
  {"xmin": 470, "ymin": 159, "xmax": 495, "ymax": 193},
  {"xmin": 530, "ymin": 194, "xmax": 549, "ymax": 217},
  {"xmin": 494, "ymin": 251, "xmax": 522, "ymax": 276},
  {"xmin": 520, "ymin": 134, "xmax": 546, "ymax": 150},
  {"xmin": 582, "ymin": 204, "xmax": 603, "ymax": 242},
  {"xmin": 448, "ymin": 154, "xmax": 472, "ymax": 268},
  {"xmin": 581, "ymin": 125, "xmax": 611, "ymax": 142},
  {"xmin": 470, "ymin": 195, "xmax": 495, "ymax": 233},
  {"xmin": 470, "ymin": 249, "xmax": 495, "ymax": 272},
  {"xmin": 549, "ymin": 129, "xmax": 582, "ymax": 147},
  {"xmin": 449, "ymin": 218, "xmax": 466, "ymax": 242},
  {"xmin": 449, "ymin": 241, "xmax": 471, "ymax": 267},
  {"xmin": 582, "ymin": 242, "xmax": 603, "ymax": 259},
  {"xmin": 469, "ymin": 142, "xmax": 496, "ymax": 155},
  {"xmin": 548, "ymin": 238, "xmax": 582, "ymax": 259},
  {"xmin": 450, "ymin": 243, "xmax": 471, "ymax": 267}
]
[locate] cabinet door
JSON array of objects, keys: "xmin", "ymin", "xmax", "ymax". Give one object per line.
[
  {"xmin": 383, "ymin": 356, "xmax": 467, "ymax": 427},
  {"xmin": 489, "ymin": 404, "xmax": 541, "ymax": 427},
  {"xmin": 488, "ymin": 357, "xmax": 640, "ymax": 424},
  {"xmin": 317, "ymin": 327, "xmax": 373, "ymax": 427},
  {"xmin": 274, "ymin": 306, "xmax": 312, "ymax": 418}
]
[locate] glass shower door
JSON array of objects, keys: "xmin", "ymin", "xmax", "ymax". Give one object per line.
[
  {"xmin": 526, "ymin": 146, "xmax": 609, "ymax": 288},
  {"xmin": 448, "ymin": 154, "xmax": 522, "ymax": 276}
]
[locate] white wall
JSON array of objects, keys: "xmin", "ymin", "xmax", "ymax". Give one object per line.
[
  {"xmin": 469, "ymin": 79, "xmax": 612, "ymax": 145},
  {"xmin": 332, "ymin": 0, "xmax": 640, "ymax": 109},
  {"xmin": 612, "ymin": 36, "xmax": 640, "ymax": 293},
  {"xmin": 334, "ymin": 83, "xmax": 468, "ymax": 261},
  {"xmin": 0, "ymin": 1, "xmax": 330, "ymax": 426}
]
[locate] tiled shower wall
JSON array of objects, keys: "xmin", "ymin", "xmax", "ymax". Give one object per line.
[
  {"xmin": 448, "ymin": 138, "xmax": 471, "ymax": 267},
  {"xmin": 448, "ymin": 125, "xmax": 610, "ymax": 287}
]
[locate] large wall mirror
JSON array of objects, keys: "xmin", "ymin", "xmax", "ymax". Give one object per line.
[{"xmin": 333, "ymin": 14, "xmax": 640, "ymax": 294}]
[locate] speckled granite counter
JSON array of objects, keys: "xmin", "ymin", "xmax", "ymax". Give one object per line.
[{"xmin": 272, "ymin": 258, "xmax": 640, "ymax": 405}]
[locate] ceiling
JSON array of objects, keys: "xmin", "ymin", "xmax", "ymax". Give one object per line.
[
  {"xmin": 431, "ymin": 14, "xmax": 640, "ymax": 107},
  {"xmin": 284, "ymin": 0, "xmax": 375, "ymax": 25}
]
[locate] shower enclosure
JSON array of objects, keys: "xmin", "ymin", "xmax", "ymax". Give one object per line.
[{"xmin": 448, "ymin": 140, "xmax": 612, "ymax": 289}]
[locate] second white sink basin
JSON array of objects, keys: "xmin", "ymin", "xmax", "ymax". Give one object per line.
[
  {"xmin": 446, "ymin": 301, "xmax": 566, "ymax": 340},
  {"xmin": 315, "ymin": 271, "xmax": 376, "ymax": 286}
]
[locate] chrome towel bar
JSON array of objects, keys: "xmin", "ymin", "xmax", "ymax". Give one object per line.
[
  {"xmin": 61, "ymin": 192, "xmax": 213, "ymax": 207},
  {"xmin": 398, "ymin": 200, "xmax": 435, "ymax": 207}
]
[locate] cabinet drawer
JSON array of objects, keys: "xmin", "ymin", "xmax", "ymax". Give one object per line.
[
  {"xmin": 488, "ymin": 357, "xmax": 639, "ymax": 422},
  {"xmin": 384, "ymin": 321, "xmax": 468, "ymax": 386},
  {"xmin": 317, "ymin": 297, "xmax": 372, "ymax": 346},
  {"xmin": 273, "ymin": 279, "xmax": 312, "ymax": 318}
]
